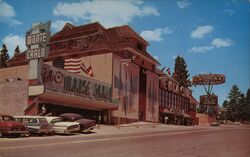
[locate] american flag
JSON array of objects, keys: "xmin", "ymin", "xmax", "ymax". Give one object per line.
[{"xmin": 64, "ymin": 58, "xmax": 81, "ymax": 74}]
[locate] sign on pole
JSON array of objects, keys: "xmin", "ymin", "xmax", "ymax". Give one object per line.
[{"xmin": 26, "ymin": 21, "xmax": 51, "ymax": 96}]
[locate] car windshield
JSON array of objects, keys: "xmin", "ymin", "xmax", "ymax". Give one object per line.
[
  {"xmin": 50, "ymin": 117, "xmax": 63, "ymax": 123},
  {"xmin": 2, "ymin": 116, "xmax": 15, "ymax": 121}
]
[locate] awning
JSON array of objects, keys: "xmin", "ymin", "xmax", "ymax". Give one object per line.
[{"xmin": 38, "ymin": 89, "xmax": 118, "ymax": 111}]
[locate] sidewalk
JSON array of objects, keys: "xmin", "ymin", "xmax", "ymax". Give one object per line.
[{"xmin": 91, "ymin": 122, "xmax": 206, "ymax": 136}]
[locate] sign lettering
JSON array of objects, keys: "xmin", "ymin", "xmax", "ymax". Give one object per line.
[{"xmin": 42, "ymin": 64, "xmax": 112, "ymax": 101}]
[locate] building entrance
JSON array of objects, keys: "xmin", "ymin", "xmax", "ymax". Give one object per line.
[{"xmin": 38, "ymin": 103, "xmax": 109, "ymax": 124}]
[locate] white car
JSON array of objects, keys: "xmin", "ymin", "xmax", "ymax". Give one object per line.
[{"xmin": 45, "ymin": 117, "xmax": 80, "ymax": 134}]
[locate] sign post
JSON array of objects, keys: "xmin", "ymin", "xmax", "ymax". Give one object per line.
[{"xmin": 25, "ymin": 21, "xmax": 51, "ymax": 115}]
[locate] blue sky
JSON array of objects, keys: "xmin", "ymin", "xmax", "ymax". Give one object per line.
[{"xmin": 0, "ymin": 0, "xmax": 249, "ymax": 105}]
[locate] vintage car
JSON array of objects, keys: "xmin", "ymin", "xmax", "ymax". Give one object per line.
[
  {"xmin": 0, "ymin": 114, "xmax": 29, "ymax": 137},
  {"xmin": 14, "ymin": 116, "xmax": 53, "ymax": 135},
  {"xmin": 210, "ymin": 121, "xmax": 220, "ymax": 127},
  {"xmin": 44, "ymin": 116, "xmax": 80, "ymax": 134},
  {"xmin": 59, "ymin": 113, "xmax": 96, "ymax": 132}
]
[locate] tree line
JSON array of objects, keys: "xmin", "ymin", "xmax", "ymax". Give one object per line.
[
  {"xmin": 0, "ymin": 44, "xmax": 20, "ymax": 68},
  {"xmin": 222, "ymin": 85, "xmax": 250, "ymax": 122}
]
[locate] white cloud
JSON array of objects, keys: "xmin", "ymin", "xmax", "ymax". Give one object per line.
[
  {"xmin": 140, "ymin": 27, "xmax": 173, "ymax": 42},
  {"xmin": 53, "ymin": 0, "xmax": 159, "ymax": 28},
  {"xmin": 153, "ymin": 56, "xmax": 159, "ymax": 60},
  {"xmin": 1, "ymin": 34, "xmax": 26, "ymax": 57},
  {"xmin": 188, "ymin": 46, "xmax": 214, "ymax": 53},
  {"xmin": 177, "ymin": 0, "xmax": 190, "ymax": 9},
  {"xmin": 189, "ymin": 38, "xmax": 233, "ymax": 54},
  {"xmin": 212, "ymin": 38, "xmax": 233, "ymax": 48},
  {"xmin": 191, "ymin": 25, "xmax": 214, "ymax": 39},
  {"xmin": 0, "ymin": 0, "xmax": 22, "ymax": 25},
  {"xmin": 51, "ymin": 20, "xmax": 73, "ymax": 32}
]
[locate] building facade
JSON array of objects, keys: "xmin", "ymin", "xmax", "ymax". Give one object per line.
[{"xmin": 0, "ymin": 22, "xmax": 194, "ymax": 125}]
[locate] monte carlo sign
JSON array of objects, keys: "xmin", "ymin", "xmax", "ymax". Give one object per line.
[
  {"xmin": 42, "ymin": 64, "xmax": 112, "ymax": 102},
  {"xmin": 26, "ymin": 21, "xmax": 51, "ymax": 60},
  {"xmin": 26, "ymin": 21, "xmax": 51, "ymax": 96}
]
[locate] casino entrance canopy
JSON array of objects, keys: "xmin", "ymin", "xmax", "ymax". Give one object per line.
[{"xmin": 38, "ymin": 90, "xmax": 118, "ymax": 111}]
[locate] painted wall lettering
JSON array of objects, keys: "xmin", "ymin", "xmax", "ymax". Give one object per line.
[{"xmin": 42, "ymin": 64, "xmax": 112, "ymax": 101}]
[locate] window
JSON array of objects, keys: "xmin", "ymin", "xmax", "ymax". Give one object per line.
[
  {"xmin": 53, "ymin": 57, "xmax": 65, "ymax": 69},
  {"xmin": 169, "ymin": 93, "xmax": 172, "ymax": 108},
  {"xmin": 159, "ymin": 89, "xmax": 162, "ymax": 106},
  {"xmin": 2, "ymin": 116, "xmax": 14, "ymax": 121},
  {"xmin": 137, "ymin": 43, "xmax": 143, "ymax": 51},
  {"xmin": 166, "ymin": 91, "xmax": 169, "ymax": 108}
]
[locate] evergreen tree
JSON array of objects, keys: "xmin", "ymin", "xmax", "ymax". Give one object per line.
[
  {"xmin": 173, "ymin": 55, "xmax": 191, "ymax": 88},
  {"xmin": 245, "ymin": 89, "xmax": 250, "ymax": 120},
  {"xmin": 238, "ymin": 93, "xmax": 246, "ymax": 121},
  {"xmin": 14, "ymin": 45, "xmax": 20, "ymax": 56},
  {"xmin": 0, "ymin": 44, "xmax": 9, "ymax": 67},
  {"xmin": 222, "ymin": 100, "xmax": 229, "ymax": 108},
  {"xmin": 226, "ymin": 85, "xmax": 243, "ymax": 121}
]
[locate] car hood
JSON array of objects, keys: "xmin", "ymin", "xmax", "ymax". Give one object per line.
[
  {"xmin": 0, "ymin": 121, "xmax": 26, "ymax": 128},
  {"xmin": 53, "ymin": 122, "xmax": 79, "ymax": 127}
]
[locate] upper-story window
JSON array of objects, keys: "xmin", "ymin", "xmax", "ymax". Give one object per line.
[
  {"xmin": 53, "ymin": 57, "xmax": 64, "ymax": 69},
  {"xmin": 137, "ymin": 43, "xmax": 143, "ymax": 51},
  {"xmin": 59, "ymin": 42, "xmax": 67, "ymax": 49}
]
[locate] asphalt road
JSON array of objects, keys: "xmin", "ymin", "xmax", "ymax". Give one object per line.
[{"xmin": 0, "ymin": 126, "xmax": 249, "ymax": 157}]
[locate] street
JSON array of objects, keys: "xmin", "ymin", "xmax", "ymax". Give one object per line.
[{"xmin": 0, "ymin": 125, "xmax": 250, "ymax": 157}]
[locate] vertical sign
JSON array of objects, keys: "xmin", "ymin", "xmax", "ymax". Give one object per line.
[{"xmin": 26, "ymin": 21, "xmax": 51, "ymax": 96}]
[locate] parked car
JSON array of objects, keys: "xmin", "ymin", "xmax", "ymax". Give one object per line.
[
  {"xmin": 14, "ymin": 116, "xmax": 53, "ymax": 135},
  {"xmin": 233, "ymin": 122, "xmax": 241, "ymax": 125},
  {"xmin": 44, "ymin": 116, "xmax": 80, "ymax": 134},
  {"xmin": 0, "ymin": 114, "xmax": 29, "ymax": 138},
  {"xmin": 59, "ymin": 113, "xmax": 96, "ymax": 132},
  {"xmin": 210, "ymin": 121, "xmax": 220, "ymax": 127}
]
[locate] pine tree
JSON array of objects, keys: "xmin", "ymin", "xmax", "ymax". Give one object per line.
[
  {"xmin": 245, "ymin": 89, "xmax": 250, "ymax": 121},
  {"xmin": 173, "ymin": 55, "xmax": 191, "ymax": 88},
  {"xmin": 226, "ymin": 85, "xmax": 243, "ymax": 121},
  {"xmin": 14, "ymin": 45, "xmax": 20, "ymax": 56},
  {"xmin": 222, "ymin": 100, "xmax": 229, "ymax": 108},
  {"xmin": 0, "ymin": 44, "xmax": 9, "ymax": 67}
]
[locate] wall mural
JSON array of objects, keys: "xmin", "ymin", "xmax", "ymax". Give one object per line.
[
  {"xmin": 146, "ymin": 71, "xmax": 159, "ymax": 122},
  {"xmin": 113, "ymin": 55, "xmax": 139, "ymax": 119}
]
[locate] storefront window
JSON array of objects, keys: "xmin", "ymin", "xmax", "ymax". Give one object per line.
[
  {"xmin": 166, "ymin": 91, "xmax": 169, "ymax": 108},
  {"xmin": 169, "ymin": 92, "xmax": 172, "ymax": 108},
  {"xmin": 159, "ymin": 89, "xmax": 162, "ymax": 107},
  {"xmin": 164, "ymin": 90, "xmax": 167, "ymax": 107}
]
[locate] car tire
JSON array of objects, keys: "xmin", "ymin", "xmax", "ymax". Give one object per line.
[
  {"xmin": 0, "ymin": 131, "xmax": 3, "ymax": 138},
  {"xmin": 24, "ymin": 132, "xmax": 30, "ymax": 137}
]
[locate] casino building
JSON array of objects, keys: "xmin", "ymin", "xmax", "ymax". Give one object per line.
[{"xmin": 0, "ymin": 22, "xmax": 195, "ymax": 125}]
